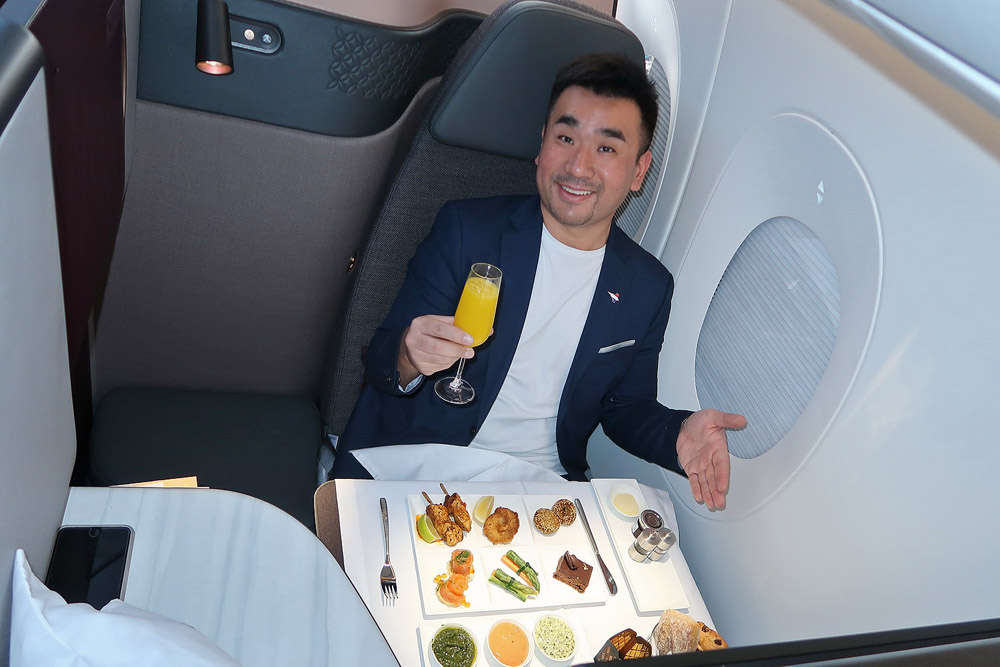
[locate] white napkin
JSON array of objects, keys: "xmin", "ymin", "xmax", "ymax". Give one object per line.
[
  {"xmin": 10, "ymin": 549, "xmax": 242, "ymax": 666},
  {"xmin": 352, "ymin": 444, "xmax": 568, "ymax": 482}
]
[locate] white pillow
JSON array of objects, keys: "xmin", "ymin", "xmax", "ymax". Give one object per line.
[{"xmin": 10, "ymin": 549, "xmax": 242, "ymax": 666}]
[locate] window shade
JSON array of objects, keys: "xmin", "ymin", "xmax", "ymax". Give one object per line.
[{"xmin": 695, "ymin": 217, "xmax": 840, "ymax": 459}]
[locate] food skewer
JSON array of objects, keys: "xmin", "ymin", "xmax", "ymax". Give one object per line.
[
  {"xmin": 423, "ymin": 490, "xmax": 463, "ymax": 546},
  {"xmin": 440, "ymin": 483, "xmax": 472, "ymax": 532}
]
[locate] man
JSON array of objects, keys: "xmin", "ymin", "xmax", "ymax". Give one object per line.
[{"xmin": 334, "ymin": 53, "xmax": 745, "ymax": 510}]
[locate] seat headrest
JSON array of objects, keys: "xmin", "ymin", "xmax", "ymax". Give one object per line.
[{"xmin": 429, "ymin": 0, "xmax": 645, "ymax": 161}]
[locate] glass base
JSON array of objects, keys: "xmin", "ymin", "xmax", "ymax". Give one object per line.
[{"xmin": 435, "ymin": 376, "xmax": 475, "ymax": 405}]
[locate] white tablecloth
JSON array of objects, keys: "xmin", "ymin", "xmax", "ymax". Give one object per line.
[
  {"xmin": 337, "ymin": 479, "xmax": 712, "ymax": 666},
  {"xmin": 62, "ymin": 487, "xmax": 397, "ymax": 667},
  {"xmin": 353, "ymin": 444, "xmax": 568, "ymax": 482}
]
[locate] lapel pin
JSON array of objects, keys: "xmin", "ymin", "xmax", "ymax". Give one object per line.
[{"xmin": 608, "ymin": 292, "xmax": 620, "ymax": 304}]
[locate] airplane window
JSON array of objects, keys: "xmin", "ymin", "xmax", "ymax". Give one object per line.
[
  {"xmin": 694, "ymin": 216, "xmax": 840, "ymax": 459},
  {"xmin": 615, "ymin": 56, "xmax": 669, "ymax": 240}
]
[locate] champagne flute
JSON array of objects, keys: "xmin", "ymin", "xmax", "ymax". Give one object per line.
[{"xmin": 435, "ymin": 262, "xmax": 502, "ymax": 404}]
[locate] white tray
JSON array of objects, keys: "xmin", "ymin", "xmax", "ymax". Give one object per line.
[
  {"xmin": 589, "ymin": 479, "xmax": 689, "ymax": 612},
  {"xmin": 408, "ymin": 493, "xmax": 608, "ymax": 617}
]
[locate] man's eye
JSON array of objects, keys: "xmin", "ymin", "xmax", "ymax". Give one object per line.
[
  {"xmin": 558, "ymin": 135, "xmax": 573, "ymax": 144},
  {"xmin": 598, "ymin": 145, "xmax": 615, "ymax": 153}
]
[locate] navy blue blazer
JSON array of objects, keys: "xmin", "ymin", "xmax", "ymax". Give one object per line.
[{"xmin": 337, "ymin": 195, "xmax": 692, "ymax": 480}]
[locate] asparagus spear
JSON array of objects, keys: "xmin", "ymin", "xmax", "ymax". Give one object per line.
[
  {"xmin": 502, "ymin": 550, "xmax": 540, "ymax": 593},
  {"xmin": 488, "ymin": 569, "xmax": 536, "ymax": 602}
]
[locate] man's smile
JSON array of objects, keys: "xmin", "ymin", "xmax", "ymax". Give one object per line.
[{"xmin": 555, "ymin": 178, "xmax": 600, "ymax": 199}]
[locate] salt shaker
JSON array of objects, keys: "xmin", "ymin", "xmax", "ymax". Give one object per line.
[
  {"xmin": 627, "ymin": 527, "xmax": 661, "ymax": 562},
  {"xmin": 646, "ymin": 527, "xmax": 676, "ymax": 561}
]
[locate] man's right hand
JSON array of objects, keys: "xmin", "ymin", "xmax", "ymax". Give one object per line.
[{"xmin": 397, "ymin": 315, "xmax": 474, "ymax": 386}]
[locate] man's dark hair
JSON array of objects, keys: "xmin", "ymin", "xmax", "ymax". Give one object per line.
[{"xmin": 547, "ymin": 52, "xmax": 658, "ymax": 155}]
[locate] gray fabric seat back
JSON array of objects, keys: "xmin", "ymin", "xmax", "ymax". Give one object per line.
[{"xmin": 320, "ymin": 0, "xmax": 645, "ymax": 435}]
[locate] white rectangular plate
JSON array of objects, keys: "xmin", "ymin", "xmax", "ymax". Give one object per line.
[
  {"xmin": 589, "ymin": 479, "xmax": 689, "ymax": 612},
  {"xmin": 408, "ymin": 493, "xmax": 608, "ymax": 617}
]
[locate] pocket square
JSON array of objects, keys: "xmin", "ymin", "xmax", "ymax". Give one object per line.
[{"xmin": 598, "ymin": 340, "xmax": 635, "ymax": 354}]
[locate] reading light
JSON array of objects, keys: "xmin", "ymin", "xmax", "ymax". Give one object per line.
[{"xmin": 196, "ymin": 0, "xmax": 233, "ymax": 75}]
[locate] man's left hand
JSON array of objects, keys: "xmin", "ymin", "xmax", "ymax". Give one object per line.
[{"xmin": 676, "ymin": 409, "xmax": 746, "ymax": 511}]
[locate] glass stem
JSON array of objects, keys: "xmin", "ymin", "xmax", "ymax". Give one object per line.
[{"xmin": 449, "ymin": 356, "xmax": 468, "ymax": 389}]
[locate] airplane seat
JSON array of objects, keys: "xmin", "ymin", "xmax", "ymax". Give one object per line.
[
  {"xmin": 90, "ymin": 388, "xmax": 321, "ymax": 526},
  {"xmin": 88, "ymin": 0, "xmax": 644, "ymax": 526},
  {"xmin": 320, "ymin": 0, "xmax": 646, "ymax": 438}
]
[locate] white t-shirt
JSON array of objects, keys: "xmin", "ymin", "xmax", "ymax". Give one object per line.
[{"xmin": 469, "ymin": 225, "xmax": 605, "ymax": 474}]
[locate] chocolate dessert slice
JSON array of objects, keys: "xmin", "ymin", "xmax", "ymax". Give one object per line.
[
  {"xmin": 623, "ymin": 636, "xmax": 652, "ymax": 659},
  {"xmin": 609, "ymin": 629, "xmax": 636, "ymax": 651},
  {"xmin": 593, "ymin": 629, "xmax": 639, "ymax": 662},
  {"xmin": 593, "ymin": 640, "xmax": 619, "ymax": 662},
  {"xmin": 553, "ymin": 551, "xmax": 593, "ymax": 593}
]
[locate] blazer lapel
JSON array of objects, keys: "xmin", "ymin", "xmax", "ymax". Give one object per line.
[
  {"xmin": 558, "ymin": 227, "xmax": 634, "ymax": 419},
  {"xmin": 477, "ymin": 200, "xmax": 543, "ymax": 420}
]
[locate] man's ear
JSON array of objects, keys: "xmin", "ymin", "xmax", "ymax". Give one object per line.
[{"xmin": 630, "ymin": 149, "xmax": 653, "ymax": 191}]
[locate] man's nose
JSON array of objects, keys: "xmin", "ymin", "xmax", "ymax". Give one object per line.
[{"xmin": 565, "ymin": 147, "xmax": 594, "ymax": 177}]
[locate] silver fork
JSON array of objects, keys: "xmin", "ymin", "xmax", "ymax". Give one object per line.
[{"xmin": 379, "ymin": 497, "xmax": 397, "ymax": 605}]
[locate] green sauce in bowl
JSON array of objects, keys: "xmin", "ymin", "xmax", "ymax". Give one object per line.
[{"xmin": 431, "ymin": 625, "xmax": 477, "ymax": 667}]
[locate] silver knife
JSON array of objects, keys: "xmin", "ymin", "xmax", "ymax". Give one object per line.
[{"xmin": 574, "ymin": 498, "xmax": 617, "ymax": 596}]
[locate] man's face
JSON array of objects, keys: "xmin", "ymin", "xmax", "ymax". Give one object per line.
[{"xmin": 535, "ymin": 86, "xmax": 652, "ymax": 239}]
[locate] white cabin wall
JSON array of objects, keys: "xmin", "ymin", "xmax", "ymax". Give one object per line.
[
  {"xmin": 592, "ymin": 0, "xmax": 1000, "ymax": 646},
  {"xmin": 0, "ymin": 71, "xmax": 77, "ymax": 661}
]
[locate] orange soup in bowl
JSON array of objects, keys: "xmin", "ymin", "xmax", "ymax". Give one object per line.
[{"xmin": 488, "ymin": 620, "xmax": 529, "ymax": 666}]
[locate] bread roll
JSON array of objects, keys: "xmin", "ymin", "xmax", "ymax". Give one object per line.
[
  {"xmin": 653, "ymin": 609, "xmax": 700, "ymax": 654},
  {"xmin": 698, "ymin": 622, "xmax": 728, "ymax": 651}
]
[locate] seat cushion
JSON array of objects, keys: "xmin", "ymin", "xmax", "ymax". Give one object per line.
[{"xmin": 90, "ymin": 388, "xmax": 321, "ymax": 529}]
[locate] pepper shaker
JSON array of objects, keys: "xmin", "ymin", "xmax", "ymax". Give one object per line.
[{"xmin": 632, "ymin": 509, "xmax": 663, "ymax": 538}]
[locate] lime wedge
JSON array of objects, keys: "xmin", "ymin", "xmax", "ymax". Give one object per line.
[
  {"xmin": 425, "ymin": 515, "xmax": 441, "ymax": 541},
  {"xmin": 416, "ymin": 514, "xmax": 441, "ymax": 543},
  {"xmin": 472, "ymin": 495, "xmax": 495, "ymax": 525}
]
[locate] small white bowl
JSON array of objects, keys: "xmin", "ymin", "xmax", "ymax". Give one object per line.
[
  {"xmin": 533, "ymin": 614, "xmax": 577, "ymax": 664},
  {"xmin": 608, "ymin": 483, "xmax": 642, "ymax": 519},
  {"xmin": 428, "ymin": 623, "xmax": 479, "ymax": 667},
  {"xmin": 484, "ymin": 618, "xmax": 533, "ymax": 667}
]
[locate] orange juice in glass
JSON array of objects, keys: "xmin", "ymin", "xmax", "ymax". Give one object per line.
[
  {"xmin": 454, "ymin": 276, "xmax": 500, "ymax": 346},
  {"xmin": 436, "ymin": 262, "xmax": 502, "ymax": 404}
]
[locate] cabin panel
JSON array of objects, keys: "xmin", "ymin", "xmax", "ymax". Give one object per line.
[
  {"xmin": 0, "ymin": 32, "xmax": 77, "ymax": 661},
  {"xmin": 28, "ymin": 0, "xmax": 126, "ymax": 371},
  {"xmin": 135, "ymin": 0, "xmax": 481, "ymax": 136},
  {"xmin": 280, "ymin": 0, "xmax": 612, "ymax": 29},
  {"xmin": 94, "ymin": 85, "xmax": 434, "ymax": 400},
  {"xmin": 618, "ymin": 0, "xmax": 733, "ymax": 258}
]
